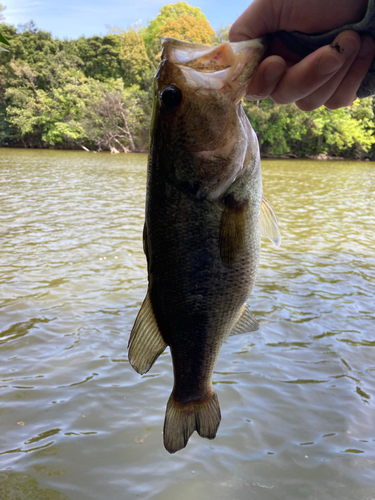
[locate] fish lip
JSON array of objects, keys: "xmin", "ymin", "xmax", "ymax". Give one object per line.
[
  {"xmin": 158, "ymin": 37, "xmax": 267, "ymax": 100},
  {"xmin": 161, "ymin": 37, "xmax": 267, "ymax": 69}
]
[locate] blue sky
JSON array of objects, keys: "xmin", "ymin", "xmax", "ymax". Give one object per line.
[{"xmin": 2, "ymin": 0, "xmax": 252, "ymax": 39}]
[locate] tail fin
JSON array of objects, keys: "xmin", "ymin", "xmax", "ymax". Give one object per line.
[{"xmin": 163, "ymin": 391, "xmax": 221, "ymax": 454}]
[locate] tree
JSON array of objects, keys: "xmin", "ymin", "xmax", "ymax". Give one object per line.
[
  {"xmin": 212, "ymin": 25, "xmax": 231, "ymax": 45},
  {"xmin": 0, "ymin": 25, "xmax": 76, "ymax": 90},
  {"xmin": 75, "ymin": 34, "xmax": 123, "ymax": 81},
  {"xmin": 0, "ymin": 23, "xmax": 153, "ymax": 150},
  {"xmin": 0, "ymin": 3, "xmax": 6, "ymax": 21},
  {"xmin": 243, "ymin": 97, "xmax": 375, "ymax": 158},
  {"xmin": 141, "ymin": 2, "xmax": 208, "ymax": 47},
  {"xmin": 119, "ymin": 28, "xmax": 152, "ymax": 89},
  {"xmin": 159, "ymin": 14, "xmax": 215, "ymax": 44},
  {"xmin": 0, "ymin": 30, "xmax": 9, "ymax": 51},
  {"xmin": 1, "ymin": 15, "xmax": 374, "ymax": 157},
  {"xmin": 0, "ymin": 4, "xmax": 10, "ymax": 51},
  {"xmin": 79, "ymin": 82, "xmax": 152, "ymax": 152},
  {"xmin": 4, "ymin": 60, "xmax": 90, "ymax": 147},
  {"xmin": 310, "ymin": 99, "xmax": 375, "ymax": 157}
]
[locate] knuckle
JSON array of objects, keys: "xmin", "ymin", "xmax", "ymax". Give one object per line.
[
  {"xmin": 296, "ymin": 98, "xmax": 318, "ymax": 112},
  {"xmin": 325, "ymin": 95, "xmax": 354, "ymax": 110},
  {"xmin": 270, "ymin": 91, "xmax": 290, "ymax": 105}
]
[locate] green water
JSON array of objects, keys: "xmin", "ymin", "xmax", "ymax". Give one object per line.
[{"xmin": 1, "ymin": 148, "xmax": 374, "ymax": 500}]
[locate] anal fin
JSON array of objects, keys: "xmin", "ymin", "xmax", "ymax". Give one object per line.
[
  {"xmin": 229, "ymin": 303, "xmax": 259, "ymax": 336},
  {"xmin": 128, "ymin": 291, "xmax": 167, "ymax": 375}
]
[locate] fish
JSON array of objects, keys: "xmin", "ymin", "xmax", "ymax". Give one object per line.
[{"xmin": 128, "ymin": 37, "xmax": 281, "ymax": 454}]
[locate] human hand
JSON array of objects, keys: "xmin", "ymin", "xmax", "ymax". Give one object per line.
[{"xmin": 229, "ymin": 0, "xmax": 375, "ymax": 110}]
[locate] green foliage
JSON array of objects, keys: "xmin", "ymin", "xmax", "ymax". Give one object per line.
[
  {"xmin": 243, "ymin": 97, "xmax": 375, "ymax": 158},
  {"xmin": 0, "ymin": 3, "xmax": 6, "ymax": 22},
  {"xmin": 159, "ymin": 13, "xmax": 215, "ymax": 44},
  {"xmin": 0, "ymin": 20, "xmax": 153, "ymax": 150},
  {"xmin": 75, "ymin": 34, "xmax": 123, "ymax": 81},
  {"xmin": 0, "ymin": 38, "xmax": 9, "ymax": 51},
  {"xmin": 0, "ymin": 3, "xmax": 374, "ymax": 157},
  {"xmin": 119, "ymin": 28, "xmax": 152, "ymax": 89},
  {"xmin": 0, "ymin": 29, "xmax": 9, "ymax": 49},
  {"xmin": 212, "ymin": 25, "xmax": 231, "ymax": 45},
  {"xmin": 79, "ymin": 81, "xmax": 152, "ymax": 152},
  {"xmin": 0, "ymin": 5, "xmax": 9, "ymax": 51},
  {"xmin": 309, "ymin": 102, "xmax": 375, "ymax": 156},
  {"xmin": 4, "ymin": 60, "xmax": 88, "ymax": 146},
  {"xmin": 0, "ymin": 102, "xmax": 12, "ymax": 142},
  {"xmin": 141, "ymin": 2, "xmax": 208, "ymax": 48}
]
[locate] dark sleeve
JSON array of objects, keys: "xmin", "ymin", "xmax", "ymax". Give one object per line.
[{"xmin": 276, "ymin": 0, "xmax": 375, "ymax": 98}]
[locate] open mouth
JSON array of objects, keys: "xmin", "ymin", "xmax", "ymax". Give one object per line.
[{"xmin": 160, "ymin": 37, "xmax": 267, "ymax": 101}]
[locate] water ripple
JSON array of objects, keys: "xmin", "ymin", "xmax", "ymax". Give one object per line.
[{"xmin": 0, "ymin": 152, "xmax": 374, "ymax": 499}]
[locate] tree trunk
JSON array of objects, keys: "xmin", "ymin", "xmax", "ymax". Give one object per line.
[{"xmin": 120, "ymin": 111, "xmax": 136, "ymax": 151}]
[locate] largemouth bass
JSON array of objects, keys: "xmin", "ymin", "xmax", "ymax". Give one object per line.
[{"xmin": 128, "ymin": 37, "xmax": 281, "ymax": 454}]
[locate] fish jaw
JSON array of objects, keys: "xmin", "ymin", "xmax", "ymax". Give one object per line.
[{"xmin": 160, "ymin": 37, "xmax": 267, "ymax": 103}]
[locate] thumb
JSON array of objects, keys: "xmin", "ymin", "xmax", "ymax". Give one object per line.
[{"xmin": 229, "ymin": 0, "xmax": 281, "ymax": 42}]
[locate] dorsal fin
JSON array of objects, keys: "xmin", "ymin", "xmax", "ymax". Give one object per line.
[
  {"xmin": 128, "ymin": 292, "xmax": 167, "ymax": 375},
  {"xmin": 229, "ymin": 303, "xmax": 259, "ymax": 336},
  {"xmin": 260, "ymin": 196, "xmax": 281, "ymax": 247}
]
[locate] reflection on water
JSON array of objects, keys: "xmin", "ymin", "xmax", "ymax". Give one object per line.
[{"xmin": 0, "ymin": 148, "xmax": 375, "ymax": 500}]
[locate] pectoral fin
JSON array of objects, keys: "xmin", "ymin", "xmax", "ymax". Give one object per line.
[
  {"xmin": 260, "ymin": 196, "xmax": 281, "ymax": 247},
  {"xmin": 128, "ymin": 291, "xmax": 167, "ymax": 375},
  {"xmin": 220, "ymin": 196, "xmax": 248, "ymax": 267},
  {"xmin": 229, "ymin": 303, "xmax": 259, "ymax": 336}
]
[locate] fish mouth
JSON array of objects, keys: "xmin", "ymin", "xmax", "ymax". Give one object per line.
[{"xmin": 160, "ymin": 37, "xmax": 268, "ymax": 102}]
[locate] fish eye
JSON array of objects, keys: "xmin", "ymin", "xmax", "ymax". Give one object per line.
[{"xmin": 160, "ymin": 86, "xmax": 182, "ymax": 109}]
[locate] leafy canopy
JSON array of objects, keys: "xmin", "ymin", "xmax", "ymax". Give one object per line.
[
  {"xmin": 243, "ymin": 98, "xmax": 375, "ymax": 157},
  {"xmin": 0, "ymin": 3, "xmax": 6, "ymax": 21},
  {"xmin": 141, "ymin": 2, "xmax": 208, "ymax": 46},
  {"xmin": 119, "ymin": 28, "xmax": 152, "ymax": 88},
  {"xmin": 0, "ymin": 3, "xmax": 10, "ymax": 50},
  {"xmin": 0, "ymin": 2, "xmax": 374, "ymax": 157},
  {"xmin": 159, "ymin": 14, "xmax": 215, "ymax": 44}
]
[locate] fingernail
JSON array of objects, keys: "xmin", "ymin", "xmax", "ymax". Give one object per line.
[
  {"xmin": 318, "ymin": 53, "xmax": 342, "ymax": 75},
  {"xmin": 336, "ymin": 35, "xmax": 360, "ymax": 59},
  {"xmin": 358, "ymin": 37, "xmax": 375, "ymax": 58},
  {"xmin": 264, "ymin": 62, "xmax": 284, "ymax": 83}
]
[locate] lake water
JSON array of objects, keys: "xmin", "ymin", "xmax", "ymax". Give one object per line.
[{"xmin": 0, "ymin": 148, "xmax": 375, "ymax": 500}]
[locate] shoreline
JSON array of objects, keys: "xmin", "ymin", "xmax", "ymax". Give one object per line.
[
  {"xmin": 0, "ymin": 146, "xmax": 372, "ymax": 161},
  {"xmin": 260, "ymin": 152, "xmax": 373, "ymax": 161}
]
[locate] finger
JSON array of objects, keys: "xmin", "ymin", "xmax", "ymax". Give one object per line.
[
  {"xmin": 229, "ymin": 0, "xmax": 278, "ymax": 42},
  {"xmin": 269, "ymin": 31, "xmax": 361, "ymax": 105},
  {"xmin": 245, "ymin": 56, "xmax": 286, "ymax": 100},
  {"xmin": 229, "ymin": 0, "xmax": 368, "ymax": 42},
  {"xmin": 296, "ymin": 31, "xmax": 362, "ymax": 111},
  {"xmin": 325, "ymin": 35, "xmax": 375, "ymax": 109}
]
